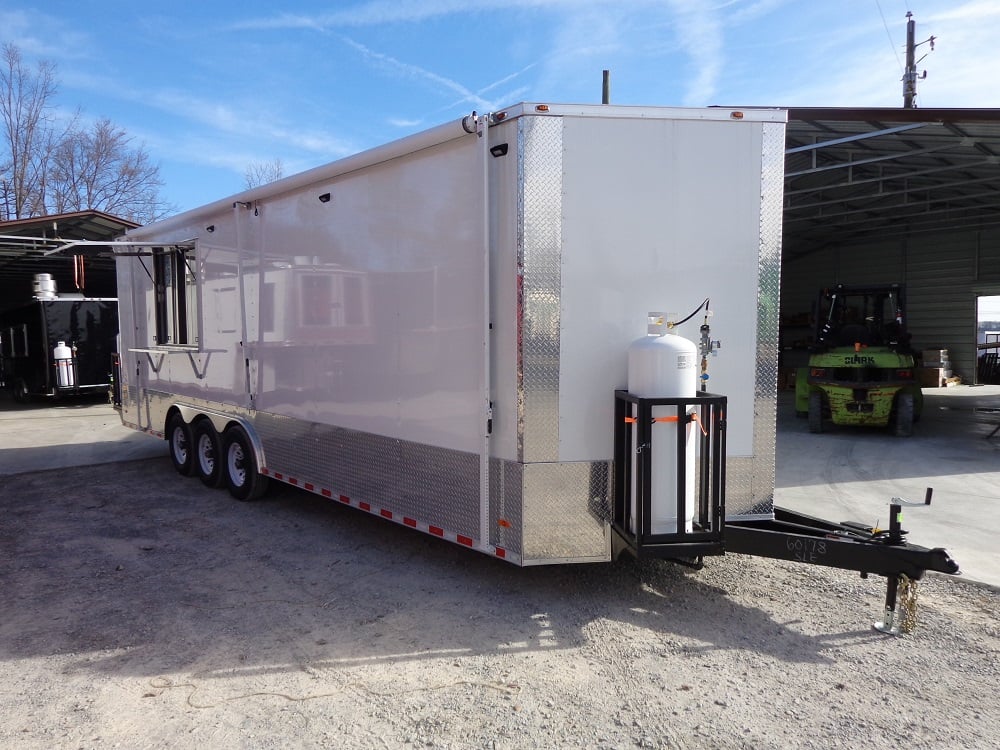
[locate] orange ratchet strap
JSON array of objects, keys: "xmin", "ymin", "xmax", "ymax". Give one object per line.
[{"xmin": 624, "ymin": 413, "xmax": 708, "ymax": 436}]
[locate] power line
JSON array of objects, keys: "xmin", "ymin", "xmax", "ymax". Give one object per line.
[{"xmin": 874, "ymin": 0, "xmax": 904, "ymax": 74}]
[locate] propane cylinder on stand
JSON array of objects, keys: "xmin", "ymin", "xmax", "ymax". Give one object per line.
[
  {"xmin": 627, "ymin": 313, "xmax": 697, "ymax": 535},
  {"xmin": 53, "ymin": 341, "xmax": 76, "ymax": 388}
]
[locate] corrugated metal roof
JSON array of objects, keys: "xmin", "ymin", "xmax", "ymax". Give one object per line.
[
  {"xmin": 783, "ymin": 108, "xmax": 1000, "ymax": 257},
  {"xmin": 0, "ymin": 211, "xmax": 137, "ymax": 306}
]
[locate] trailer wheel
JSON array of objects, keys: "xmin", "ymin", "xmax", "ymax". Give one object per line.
[
  {"xmin": 223, "ymin": 425, "xmax": 269, "ymax": 501},
  {"xmin": 893, "ymin": 393, "xmax": 914, "ymax": 437},
  {"xmin": 807, "ymin": 391, "xmax": 824, "ymax": 433},
  {"xmin": 167, "ymin": 413, "xmax": 194, "ymax": 476},
  {"xmin": 193, "ymin": 421, "xmax": 225, "ymax": 488}
]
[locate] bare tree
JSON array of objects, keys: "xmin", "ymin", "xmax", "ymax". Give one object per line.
[
  {"xmin": 0, "ymin": 43, "xmax": 171, "ymax": 224},
  {"xmin": 244, "ymin": 158, "xmax": 284, "ymax": 189},
  {"xmin": 0, "ymin": 43, "xmax": 60, "ymax": 220},
  {"xmin": 50, "ymin": 118, "xmax": 169, "ymax": 224}
]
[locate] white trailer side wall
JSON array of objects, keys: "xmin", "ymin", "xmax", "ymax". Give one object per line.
[{"xmin": 121, "ymin": 127, "xmax": 487, "ymax": 453}]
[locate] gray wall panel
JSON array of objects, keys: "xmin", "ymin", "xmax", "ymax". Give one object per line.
[{"xmin": 782, "ymin": 228, "xmax": 1000, "ymax": 383}]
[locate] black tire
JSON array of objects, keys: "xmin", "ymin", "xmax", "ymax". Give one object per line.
[
  {"xmin": 167, "ymin": 413, "xmax": 194, "ymax": 476},
  {"xmin": 808, "ymin": 391, "xmax": 824, "ymax": 433},
  {"xmin": 193, "ymin": 420, "xmax": 225, "ymax": 488},
  {"xmin": 222, "ymin": 425, "xmax": 269, "ymax": 501},
  {"xmin": 893, "ymin": 392, "xmax": 914, "ymax": 437},
  {"xmin": 11, "ymin": 379, "xmax": 30, "ymax": 404}
]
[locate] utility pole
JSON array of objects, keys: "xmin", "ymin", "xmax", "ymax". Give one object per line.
[{"xmin": 902, "ymin": 12, "xmax": 935, "ymax": 108}]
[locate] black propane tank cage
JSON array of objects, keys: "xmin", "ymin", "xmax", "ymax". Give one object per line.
[{"xmin": 612, "ymin": 390, "xmax": 727, "ymax": 561}]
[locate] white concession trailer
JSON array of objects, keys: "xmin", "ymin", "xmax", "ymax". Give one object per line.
[{"xmin": 113, "ymin": 103, "xmax": 786, "ymax": 566}]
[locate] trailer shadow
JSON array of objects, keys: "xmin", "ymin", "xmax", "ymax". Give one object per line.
[{"xmin": 0, "ymin": 458, "xmax": 898, "ymax": 695}]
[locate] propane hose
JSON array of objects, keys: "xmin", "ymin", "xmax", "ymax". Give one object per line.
[{"xmin": 667, "ymin": 298, "xmax": 710, "ymax": 329}]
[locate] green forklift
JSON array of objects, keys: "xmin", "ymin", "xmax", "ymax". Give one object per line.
[{"xmin": 795, "ymin": 284, "xmax": 922, "ymax": 436}]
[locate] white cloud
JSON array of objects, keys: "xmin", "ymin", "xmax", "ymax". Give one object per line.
[
  {"xmin": 0, "ymin": 8, "xmax": 92, "ymax": 60},
  {"xmin": 388, "ymin": 117, "xmax": 423, "ymax": 128},
  {"xmin": 339, "ymin": 36, "xmax": 498, "ymax": 111},
  {"xmin": 231, "ymin": 0, "xmax": 589, "ymax": 31},
  {"xmin": 665, "ymin": 0, "xmax": 725, "ymax": 105}
]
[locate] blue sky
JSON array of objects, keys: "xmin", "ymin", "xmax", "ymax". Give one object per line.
[{"xmin": 3, "ymin": 1, "xmax": 997, "ymax": 214}]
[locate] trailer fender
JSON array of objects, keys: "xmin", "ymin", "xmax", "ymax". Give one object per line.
[{"xmin": 167, "ymin": 404, "xmax": 267, "ymax": 473}]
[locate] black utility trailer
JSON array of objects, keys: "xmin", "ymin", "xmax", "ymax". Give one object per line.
[{"xmin": 0, "ymin": 298, "xmax": 118, "ymax": 402}]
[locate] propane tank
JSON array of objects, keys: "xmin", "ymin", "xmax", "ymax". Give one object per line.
[
  {"xmin": 627, "ymin": 313, "xmax": 697, "ymax": 535},
  {"xmin": 54, "ymin": 341, "xmax": 76, "ymax": 388}
]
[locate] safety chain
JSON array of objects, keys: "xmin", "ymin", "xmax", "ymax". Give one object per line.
[{"xmin": 899, "ymin": 574, "xmax": 919, "ymax": 634}]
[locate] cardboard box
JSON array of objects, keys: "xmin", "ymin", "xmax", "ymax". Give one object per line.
[
  {"xmin": 922, "ymin": 349, "xmax": 950, "ymax": 367},
  {"xmin": 919, "ymin": 367, "xmax": 947, "ymax": 388}
]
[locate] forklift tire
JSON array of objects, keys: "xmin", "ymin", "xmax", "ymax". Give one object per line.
[
  {"xmin": 193, "ymin": 420, "xmax": 225, "ymax": 488},
  {"xmin": 167, "ymin": 413, "xmax": 195, "ymax": 476},
  {"xmin": 893, "ymin": 393, "xmax": 914, "ymax": 437},
  {"xmin": 808, "ymin": 391, "xmax": 824, "ymax": 433},
  {"xmin": 223, "ymin": 425, "xmax": 269, "ymax": 501}
]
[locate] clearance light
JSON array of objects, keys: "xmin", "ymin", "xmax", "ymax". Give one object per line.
[
  {"xmin": 811, "ymin": 368, "xmax": 827, "ymax": 378},
  {"xmin": 535, "ymin": 104, "xmax": 550, "ymax": 112},
  {"xmin": 897, "ymin": 369, "xmax": 913, "ymax": 379},
  {"xmin": 494, "ymin": 111, "xmax": 507, "ymax": 121},
  {"xmin": 730, "ymin": 111, "xmax": 744, "ymax": 119}
]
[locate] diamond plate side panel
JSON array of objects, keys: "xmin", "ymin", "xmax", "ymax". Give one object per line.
[
  {"xmin": 254, "ymin": 413, "xmax": 481, "ymax": 537},
  {"xmin": 518, "ymin": 116, "xmax": 564, "ymax": 464},
  {"xmin": 521, "ymin": 461, "xmax": 611, "ymax": 563},
  {"xmin": 489, "ymin": 458, "xmax": 524, "ymax": 556},
  {"xmin": 748, "ymin": 120, "xmax": 787, "ymax": 516},
  {"xmin": 724, "ymin": 457, "xmax": 756, "ymax": 518}
]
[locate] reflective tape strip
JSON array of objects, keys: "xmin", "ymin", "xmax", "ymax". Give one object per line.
[{"xmin": 253, "ymin": 470, "xmax": 516, "ymax": 563}]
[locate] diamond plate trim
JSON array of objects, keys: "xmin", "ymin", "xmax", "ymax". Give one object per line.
[
  {"xmin": 254, "ymin": 412, "xmax": 481, "ymax": 538},
  {"xmin": 521, "ymin": 461, "xmax": 610, "ymax": 562},
  {"xmin": 518, "ymin": 116, "xmax": 564, "ymax": 464},
  {"xmin": 489, "ymin": 457, "xmax": 524, "ymax": 556},
  {"xmin": 748, "ymin": 120, "xmax": 787, "ymax": 516}
]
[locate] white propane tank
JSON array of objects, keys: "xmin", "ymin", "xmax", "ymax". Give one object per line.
[
  {"xmin": 627, "ymin": 313, "xmax": 697, "ymax": 535},
  {"xmin": 53, "ymin": 341, "xmax": 75, "ymax": 388}
]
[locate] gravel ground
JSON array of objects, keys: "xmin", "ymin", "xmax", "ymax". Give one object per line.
[{"xmin": 1, "ymin": 457, "xmax": 997, "ymax": 749}]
